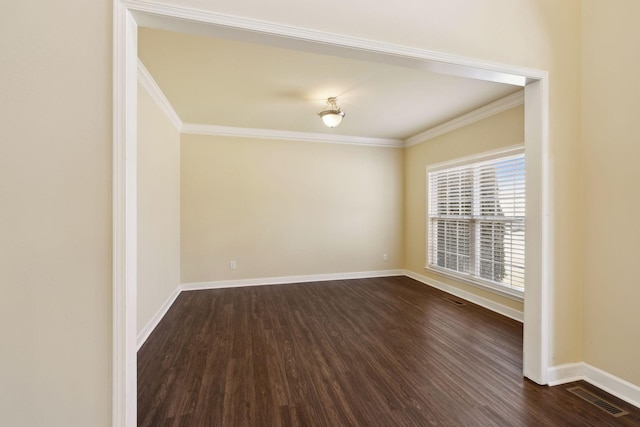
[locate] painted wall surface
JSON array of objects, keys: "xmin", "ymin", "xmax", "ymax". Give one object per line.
[
  {"xmin": 137, "ymin": 82, "xmax": 181, "ymax": 336},
  {"xmin": 405, "ymin": 106, "xmax": 525, "ymax": 312},
  {"xmin": 11, "ymin": 0, "xmax": 640, "ymax": 424},
  {"xmin": 181, "ymin": 135, "xmax": 404, "ymax": 283},
  {"xmin": 582, "ymin": 0, "xmax": 640, "ymax": 386},
  {"xmin": 0, "ymin": 1, "xmax": 112, "ymax": 426}
]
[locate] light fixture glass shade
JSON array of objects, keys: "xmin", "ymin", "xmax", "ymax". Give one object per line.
[
  {"xmin": 318, "ymin": 97, "xmax": 345, "ymax": 128},
  {"xmin": 319, "ymin": 110, "xmax": 345, "ymax": 128}
]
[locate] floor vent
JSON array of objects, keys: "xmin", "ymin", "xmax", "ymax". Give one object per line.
[
  {"xmin": 444, "ymin": 297, "xmax": 466, "ymax": 307},
  {"xmin": 566, "ymin": 386, "xmax": 629, "ymax": 417}
]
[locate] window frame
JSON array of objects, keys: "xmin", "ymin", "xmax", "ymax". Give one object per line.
[{"xmin": 426, "ymin": 145, "xmax": 525, "ymax": 301}]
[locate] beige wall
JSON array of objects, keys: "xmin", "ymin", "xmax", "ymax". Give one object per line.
[
  {"xmin": 181, "ymin": 134, "xmax": 404, "ymax": 283},
  {"xmin": 404, "ymin": 106, "xmax": 525, "ymax": 312},
  {"xmin": 4, "ymin": 0, "xmax": 640, "ymax": 424},
  {"xmin": 137, "ymin": 83, "xmax": 181, "ymax": 335},
  {"xmin": 582, "ymin": 0, "xmax": 640, "ymax": 386},
  {"xmin": 0, "ymin": 1, "xmax": 112, "ymax": 426}
]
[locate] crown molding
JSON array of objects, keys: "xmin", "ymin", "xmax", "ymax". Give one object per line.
[
  {"xmin": 181, "ymin": 123, "xmax": 404, "ymax": 148},
  {"xmin": 137, "ymin": 58, "xmax": 183, "ymax": 130},
  {"xmin": 137, "ymin": 57, "xmax": 522, "ymax": 150},
  {"xmin": 130, "ymin": 0, "xmax": 534, "ymax": 149},
  {"xmin": 124, "ymin": 0, "xmax": 544, "ymax": 86},
  {"xmin": 404, "ymin": 91, "xmax": 525, "ymax": 147}
]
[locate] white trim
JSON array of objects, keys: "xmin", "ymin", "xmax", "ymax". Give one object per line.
[
  {"xmin": 403, "ymin": 270, "xmax": 524, "ymax": 323},
  {"xmin": 181, "ymin": 123, "xmax": 403, "ymax": 148},
  {"xmin": 426, "ymin": 144, "xmax": 524, "ymax": 172},
  {"xmin": 137, "ymin": 58, "xmax": 182, "ymax": 130},
  {"xmin": 181, "ymin": 270, "xmax": 404, "ymax": 291},
  {"xmin": 404, "ymin": 91, "xmax": 525, "ymax": 147},
  {"xmin": 138, "ymin": 71, "xmax": 524, "ymax": 150},
  {"xmin": 138, "ymin": 59, "xmax": 402, "ymax": 147},
  {"xmin": 136, "ymin": 65, "xmax": 523, "ymax": 150},
  {"xmin": 424, "ymin": 266, "xmax": 524, "ymax": 302},
  {"xmin": 540, "ymin": 79, "xmax": 552, "ymax": 385},
  {"xmin": 547, "ymin": 363, "xmax": 640, "ymax": 409},
  {"xmin": 523, "ymin": 78, "xmax": 550, "ymax": 385},
  {"xmin": 136, "ymin": 285, "xmax": 182, "ymax": 350},
  {"xmin": 547, "ymin": 363, "xmax": 585, "ymax": 386},
  {"xmin": 123, "ymin": 1, "xmax": 544, "ymax": 84},
  {"xmin": 583, "ymin": 364, "xmax": 640, "ymax": 409},
  {"xmin": 113, "ymin": 2, "xmax": 138, "ymax": 426}
]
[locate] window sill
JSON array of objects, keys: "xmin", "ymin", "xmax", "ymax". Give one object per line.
[{"xmin": 425, "ymin": 265, "xmax": 524, "ymax": 302}]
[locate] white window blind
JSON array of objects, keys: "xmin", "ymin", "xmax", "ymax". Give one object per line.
[{"xmin": 427, "ymin": 150, "xmax": 525, "ymax": 296}]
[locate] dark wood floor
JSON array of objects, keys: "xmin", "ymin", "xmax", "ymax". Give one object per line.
[{"xmin": 138, "ymin": 276, "xmax": 640, "ymax": 426}]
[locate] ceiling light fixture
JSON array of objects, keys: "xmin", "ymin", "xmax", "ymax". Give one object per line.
[{"xmin": 318, "ymin": 97, "xmax": 345, "ymax": 128}]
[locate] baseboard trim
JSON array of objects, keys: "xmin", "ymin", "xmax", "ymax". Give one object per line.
[
  {"xmin": 137, "ymin": 285, "xmax": 182, "ymax": 351},
  {"xmin": 583, "ymin": 364, "xmax": 640, "ymax": 409},
  {"xmin": 547, "ymin": 363, "xmax": 584, "ymax": 386},
  {"xmin": 403, "ymin": 270, "xmax": 524, "ymax": 323},
  {"xmin": 547, "ymin": 363, "xmax": 640, "ymax": 409},
  {"xmin": 181, "ymin": 269, "xmax": 404, "ymax": 291}
]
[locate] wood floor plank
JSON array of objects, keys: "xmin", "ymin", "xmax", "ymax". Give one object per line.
[{"xmin": 139, "ymin": 276, "xmax": 640, "ymax": 426}]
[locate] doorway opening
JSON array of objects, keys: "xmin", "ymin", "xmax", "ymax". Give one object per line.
[{"xmin": 113, "ymin": 1, "xmax": 550, "ymax": 425}]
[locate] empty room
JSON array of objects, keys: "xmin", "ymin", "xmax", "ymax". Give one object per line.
[
  {"xmin": 3, "ymin": 1, "xmax": 640, "ymax": 426},
  {"xmin": 132, "ymin": 9, "xmax": 638, "ymax": 427}
]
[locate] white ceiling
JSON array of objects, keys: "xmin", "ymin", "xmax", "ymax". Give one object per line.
[{"xmin": 138, "ymin": 27, "xmax": 522, "ymax": 141}]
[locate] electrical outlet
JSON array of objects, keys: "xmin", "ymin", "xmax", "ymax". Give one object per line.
[
  {"xmin": 229, "ymin": 261, "xmax": 237, "ymax": 269},
  {"xmin": 383, "ymin": 253, "xmax": 388, "ymax": 261}
]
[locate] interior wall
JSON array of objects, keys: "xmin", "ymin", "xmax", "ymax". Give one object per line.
[
  {"xmin": 0, "ymin": 1, "xmax": 112, "ymax": 425},
  {"xmin": 0, "ymin": 0, "xmax": 594, "ymax": 424},
  {"xmin": 180, "ymin": 134, "xmax": 404, "ymax": 284},
  {"xmin": 137, "ymin": 82, "xmax": 181, "ymax": 336},
  {"xmin": 581, "ymin": 0, "xmax": 640, "ymax": 386},
  {"xmin": 404, "ymin": 105, "xmax": 525, "ymax": 312}
]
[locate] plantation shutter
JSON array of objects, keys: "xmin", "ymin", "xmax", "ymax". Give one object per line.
[{"xmin": 428, "ymin": 151, "xmax": 525, "ymax": 294}]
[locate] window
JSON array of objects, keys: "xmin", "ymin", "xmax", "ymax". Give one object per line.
[{"xmin": 427, "ymin": 148, "xmax": 525, "ymax": 298}]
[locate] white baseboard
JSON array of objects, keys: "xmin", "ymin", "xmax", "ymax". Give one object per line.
[
  {"xmin": 547, "ymin": 363, "xmax": 584, "ymax": 386},
  {"xmin": 403, "ymin": 270, "xmax": 524, "ymax": 323},
  {"xmin": 137, "ymin": 285, "xmax": 182, "ymax": 351},
  {"xmin": 583, "ymin": 364, "xmax": 640, "ymax": 409},
  {"xmin": 547, "ymin": 362, "xmax": 640, "ymax": 409},
  {"xmin": 181, "ymin": 269, "xmax": 404, "ymax": 291}
]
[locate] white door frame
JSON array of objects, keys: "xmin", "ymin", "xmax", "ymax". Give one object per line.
[{"xmin": 113, "ymin": 1, "xmax": 550, "ymax": 425}]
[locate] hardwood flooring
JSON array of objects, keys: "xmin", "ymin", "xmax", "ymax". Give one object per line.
[{"xmin": 138, "ymin": 276, "xmax": 640, "ymax": 426}]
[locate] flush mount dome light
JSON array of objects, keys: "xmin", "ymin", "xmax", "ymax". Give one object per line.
[{"xmin": 318, "ymin": 97, "xmax": 345, "ymax": 128}]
